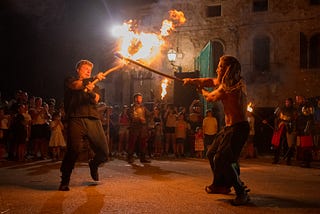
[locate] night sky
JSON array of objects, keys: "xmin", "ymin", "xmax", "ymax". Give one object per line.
[{"xmin": 0, "ymin": 0, "xmax": 157, "ymax": 101}]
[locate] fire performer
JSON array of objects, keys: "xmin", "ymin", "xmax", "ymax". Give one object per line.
[
  {"xmin": 183, "ymin": 55, "xmax": 250, "ymax": 206},
  {"xmin": 59, "ymin": 60, "xmax": 109, "ymax": 191}
]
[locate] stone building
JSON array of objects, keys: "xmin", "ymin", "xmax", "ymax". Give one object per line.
[
  {"xmin": 112, "ymin": 0, "xmax": 320, "ymax": 108},
  {"xmin": 2, "ymin": 0, "xmax": 319, "ymax": 109}
]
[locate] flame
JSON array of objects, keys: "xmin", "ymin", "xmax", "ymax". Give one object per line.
[
  {"xmin": 169, "ymin": 9, "xmax": 186, "ymax": 24},
  {"xmin": 160, "ymin": 20, "xmax": 173, "ymax": 36},
  {"xmin": 247, "ymin": 102, "xmax": 254, "ymax": 112},
  {"xmin": 161, "ymin": 78, "xmax": 169, "ymax": 100},
  {"xmin": 113, "ymin": 10, "xmax": 186, "ymax": 63}
]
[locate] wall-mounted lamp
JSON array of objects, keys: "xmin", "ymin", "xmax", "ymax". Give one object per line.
[
  {"xmin": 167, "ymin": 49, "xmax": 182, "ymax": 72},
  {"xmin": 167, "ymin": 49, "xmax": 177, "ymax": 62}
]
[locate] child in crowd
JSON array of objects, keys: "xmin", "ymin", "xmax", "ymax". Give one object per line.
[
  {"xmin": 49, "ymin": 112, "xmax": 66, "ymax": 161},
  {"xmin": 153, "ymin": 122, "xmax": 163, "ymax": 157},
  {"xmin": 11, "ymin": 104, "xmax": 27, "ymax": 161},
  {"xmin": 194, "ymin": 126, "xmax": 204, "ymax": 158},
  {"xmin": 175, "ymin": 112, "xmax": 190, "ymax": 158}
]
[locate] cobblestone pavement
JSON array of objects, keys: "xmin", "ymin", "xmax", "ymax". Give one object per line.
[{"xmin": 0, "ymin": 156, "xmax": 320, "ymax": 214}]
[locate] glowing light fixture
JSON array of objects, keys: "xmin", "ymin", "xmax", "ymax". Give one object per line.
[{"xmin": 167, "ymin": 49, "xmax": 177, "ymax": 62}]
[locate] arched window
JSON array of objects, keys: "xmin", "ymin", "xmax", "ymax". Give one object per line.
[
  {"xmin": 309, "ymin": 33, "xmax": 320, "ymax": 68},
  {"xmin": 253, "ymin": 35, "xmax": 270, "ymax": 72}
]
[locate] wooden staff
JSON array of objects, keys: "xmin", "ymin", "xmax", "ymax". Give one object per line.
[
  {"xmin": 84, "ymin": 64, "xmax": 123, "ymax": 92},
  {"xmin": 114, "ymin": 52, "xmax": 183, "ymax": 82}
]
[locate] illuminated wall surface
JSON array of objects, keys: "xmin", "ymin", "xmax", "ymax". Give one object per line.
[
  {"xmin": 118, "ymin": 0, "xmax": 320, "ymax": 108},
  {"xmin": 2, "ymin": 0, "xmax": 320, "ymax": 108}
]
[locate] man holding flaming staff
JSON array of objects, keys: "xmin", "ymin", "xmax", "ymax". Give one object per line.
[
  {"xmin": 59, "ymin": 60, "xmax": 109, "ymax": 191},
  {"xmin": 183, "ymin": 55, "xmax": 250, "ymax": 206}
]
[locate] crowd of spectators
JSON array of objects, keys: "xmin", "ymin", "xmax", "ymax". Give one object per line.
[
  {"xmin": 98, "ymin": 98, "xmax": 217, "ymax": 160},
  {"xmin": 0, "ymin": 89, "xmax": 218, "ymax": 162},
  {"xmin": 0, "ymin": 90, "xmax": 65, "ymax": 161},
  {"xmin": 271, "ymin": 95, "xmax": 320, "ymax": 167},
  {"xmin": 1, "ymin": 90, "xmax": 319, "ymax": 167}
]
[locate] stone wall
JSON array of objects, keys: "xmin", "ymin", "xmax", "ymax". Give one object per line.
[
  {"xmin": 4, "ymin": 0, "xmax": 319, "ymax": 108},
  {"xmin": 118, "ymin": 0, "xmax": 320, "ymax": 108}
]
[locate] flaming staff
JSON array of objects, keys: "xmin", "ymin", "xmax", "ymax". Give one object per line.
[{"xmin": 115, "ymin": 52, "xmax": 183, "ymax": 82}]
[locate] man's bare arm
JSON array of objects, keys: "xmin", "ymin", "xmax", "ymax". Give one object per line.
[
  {"xmin": 183, "ymin": 78, "xmax": 218, "ymax": 88},
  {"xmin": 201, "ymin": 85, "xmax": 224, "ymax": 102}
]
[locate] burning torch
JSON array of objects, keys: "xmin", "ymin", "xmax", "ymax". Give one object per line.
[{"xmin": 247, "ymin": 102, "xmax": 274, "ymax": 130}]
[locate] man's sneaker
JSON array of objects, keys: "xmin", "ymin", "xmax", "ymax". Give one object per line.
[
  {"xmin": 58, "ymin": 184, "xmax": 70, "ymax": 191},
  {"xmin": 89, "ymin": 160, "xmax": 99, "ymax": 181},
  {"xmin": 58, "ymin": 175, "xmax": 70, "ymax": 191},
  {"xmin": 231, "ymin": 191, "xmax": 250, "ymax": 206}
]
